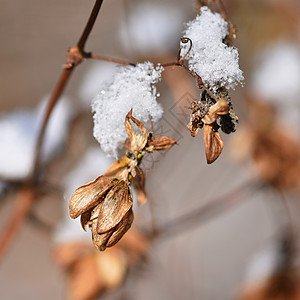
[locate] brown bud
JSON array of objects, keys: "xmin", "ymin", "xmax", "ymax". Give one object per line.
[
  {"xmin": 203, "ymin": 125, "xmax": 224, "ymax": 164},
  {"xmin": 146, "ymin": 136, "xmax": 177, "ymax": 152}
]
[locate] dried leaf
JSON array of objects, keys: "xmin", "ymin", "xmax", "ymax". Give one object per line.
[
  {"xmin": 132, "ymin": 166, "xmax": 147, "ymax": 206},
  {"xmin": 187, "ymin": 118, "xmax": 200, "ymax": 137},
  {"xmin": 69, "ymin": 176, "xmax": 114, "ymax": 219},
  {"xmin": 202, "ymin": 114, "xmax": 216, "ymax": 125},
  {"xmin": 107, "ymin": 208, "xmax": 134, "ymax": 248},
  {"xmin": 125, "ymin": 109, "xmax": 148, "ymax": 151},
  {"xmin": 80, "ymin": 211, "xmax": 91, "ymax": 231},
  {"xmin": 104, "ymin": 156, "xmax": 131, "ymax": 178},
  {"xmin": 208, "ymin": 98, "xmax": 229, "ymax": 118},
  {"xmin": 204, "ymin": 125, "xmax": 224, "ymax": 164},
  {"xmin": 91, "ymin": 219, "xmax": 113, "ymax": 251},
  {"xmin": 147, "ymin": 136, "xmax": 177, "ymax": 152},
  {"xmin": 96, "ymin": 180, "xmax": 133, "ymax": 234}
]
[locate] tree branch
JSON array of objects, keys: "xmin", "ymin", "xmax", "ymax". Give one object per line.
[
  {"xmin": 153, "ymin": 180, "xmax": 256, "ymax": 240},
  {"xmin": 0, "ymin": 0, "xmax": 105, "ymax": 263}
]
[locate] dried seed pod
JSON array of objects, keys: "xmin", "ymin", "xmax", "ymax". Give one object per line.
[
  {"xmin": 132, "ymin": 166, "xmax": 147, "ymax": 206},
  {"xmin": 96, "ymin": 180, "xmax": 133, "ymax": 234},
  {"xmin": 208, "ymin": 97, "xmax": 229, "ymax": 118},
  {"xmin": 69, "ymin": 176, "xmax": 115, "ymax": 219},
  {"xmin": 106, "ymin": 208, "xmax": 134, "ymax": 248},
  {"xmin": 104, "ymin": 156, "xmax": 131, "ymax": 178},
  {"xmin": 125, "ymin": 109, "xmax": 148, "ymax": 152},
  {"xmin": 146, "ymin": 136, "xmax": 177, "ymax": 152},
  {"xmin": 204, "ymin": 125, "xmax": 224, "ymax": 164},
  {"xmin": 91, "ymin": 208, "xmax": 134, "ymax": 251}
]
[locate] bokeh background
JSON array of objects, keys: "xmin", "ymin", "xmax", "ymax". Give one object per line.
[{"xmin": 1, "ymin": 0, "xmax": 300, "ymax": 299}]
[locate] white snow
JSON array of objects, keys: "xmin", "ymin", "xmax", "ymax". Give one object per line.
[
  {"xmin": 0, "ymin": 96, "xmax": 73, "ymax": 179},
  {"xmin": 92, "ymin": 61, "xmax": 163, "ymax": 157},
  {"xmin": 182, "ymin": 7, "xmax": 244, "ymax": 89}
]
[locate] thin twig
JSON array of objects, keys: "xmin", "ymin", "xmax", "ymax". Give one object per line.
[
  {"xmin": 161, "ymin": 62, "xmax": 181, "ymax": 68},
  {"xmin": 215, "ymin": 0, "xmax": 228, "ymax": 20},
  {"xmin": 0, "ymin": 185, "xmax": 34, "ymax": 259},
  {"xmin": 152, "ymin": 179, "xmax": 256, "ymax": 240},
  {"xmin": 77, "ymin": 0, "xmax": 104, "ymax": 51},
  {"xmin": 89, "ymin": 54, "xmax": 135, "ymax": 66},
  {"xmin": 0, "ymin": 0, "xmax": 105, "ymax": 263},
  {"xmin": 33, "ymin": 67, "xmax": 73, "ymax": 178},
  {"xmin": 33, "ymin": 0, "xmax": 104, "ymax": 177}
]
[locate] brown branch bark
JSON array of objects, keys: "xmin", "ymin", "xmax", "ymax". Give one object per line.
[
  {"xmin": 89, "ymin": 54, "xmax": 134, "ymax": 66},
  {"xmin": 77, "ymin": 0, "xmax": 104, "ymax": 51},
  {"xmin": 33, "ymin": 67, "xmax": 73, "ymax": 178},
  {"xmin": 0, "ymin": 186, "xmax": 34, "ymax": 259},
  {"xmin": 0, "ymin": 0, "xmax": 105, "ymax": 264},
  {"xmin": 34, "ymin": 0, "xmax": 104, "ymax": 177},
  {"xmin": 215, "ymin": 0, "xmax": 228, "ymax": 20}
]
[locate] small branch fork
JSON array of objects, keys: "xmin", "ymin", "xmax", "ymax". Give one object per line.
[
  {"xmin": 0, "ymin": 0, "xmax": 104, "ymax": 262},
  {"xmin": 0, "ymin": 0, "xmax": 227, "ymax": 261}
]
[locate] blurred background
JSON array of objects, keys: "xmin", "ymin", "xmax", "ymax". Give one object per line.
[{"xmin": 1, "ymin": 0, "xmax": 300, "ymax": 299}]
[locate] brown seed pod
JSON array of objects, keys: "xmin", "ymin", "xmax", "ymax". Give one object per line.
[
  {"xmin": 69, "ymin": 176, "xmax": 115, "ymax": 219},
  {"xmin": 204, "ymin": 125, "xmax": 224, "ymax": 164}
]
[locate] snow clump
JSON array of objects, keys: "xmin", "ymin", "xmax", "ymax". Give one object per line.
[
  {"xmin": 182, "ymin": 6, "xmax": 244, "ymax": 89},
  {"xmin": 92, "ymin": 61, "xmax": 163, "ymax": 157}
]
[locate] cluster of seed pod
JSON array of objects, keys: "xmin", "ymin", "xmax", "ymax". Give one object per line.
[{"xmin": 69, "ymin": 110, "xmax": 176, "ymax": 250}]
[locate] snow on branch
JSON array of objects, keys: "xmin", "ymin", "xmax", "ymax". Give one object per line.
[
  {"xmin": 92, "ymin": 62, "xmax": 163, "ymax": 157},
  {"xmin": 182, "ymin": 6, "xmax": 244, "ymax": 89}
]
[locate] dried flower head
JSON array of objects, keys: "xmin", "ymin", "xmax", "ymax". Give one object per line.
[
  {"xmin": 70, "ymin": 110, "xmax": 176, "ymax": 250},
  {"xmin": 187, "ymin": 88, "xmax": 238, "ymax": 164},
  {"xmin": 70, "ymin": 177, "xmax": 133, "ymax": 251}
]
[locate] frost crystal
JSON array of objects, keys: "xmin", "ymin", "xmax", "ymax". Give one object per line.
[
  {"xmin": 92, "ymin": 62, "xmax": 163, "ymax": 157},
  {"xmin": 182, "ymin": 7, "xmax": 243, "ymax": 89}
]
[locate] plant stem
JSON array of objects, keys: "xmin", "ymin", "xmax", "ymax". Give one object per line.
[
  {"xmin": 89, "ymin": 54, "xmax": 134, "ymax": 66},
  {"xmin": 215, "ymin": 0, "xmax": 228, "ymax": 20},
  {"xmin": 153, "ymin": 180, "xmax": 255, "ymax": 240},
  {"xmin": 0, "ymin": 186, "xmax": 34, "ymax": 260},
  {"xmin": 34, "ymin": 0, "xmax": 104, "ymax": 178},
  {"xmin": 77, "ymin": 0, "xmax": 104, "ymax": 51},
  {"xmin": 0, "ymin": 0, "xmax": 105, "ymax": 264},
  {"xmin": 33, "ymin": 67, "xmax": 73, "ymax": 178}
]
